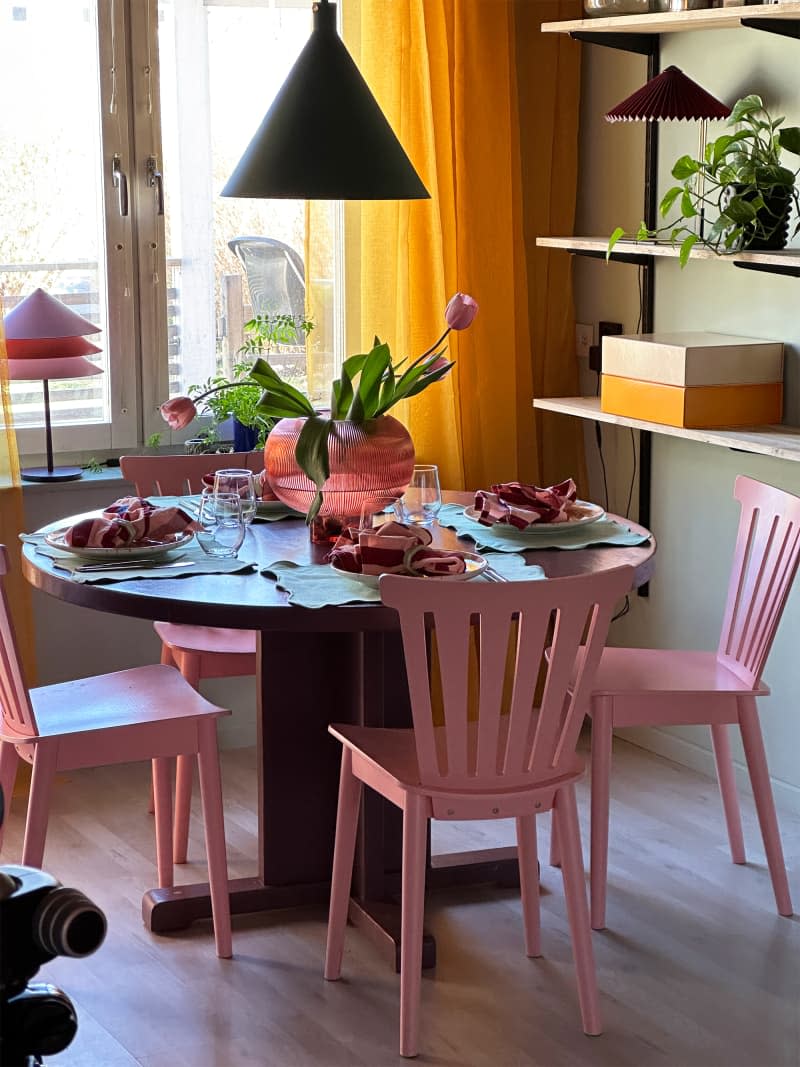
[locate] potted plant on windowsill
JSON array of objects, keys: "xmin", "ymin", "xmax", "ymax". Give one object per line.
[
  {"xmin": 160, "ymin": 293, "xmax": 479, "ymax": 524},
  {"xmin": 608, "ymin": 94, "xmax": 800, "ymax": 266}
]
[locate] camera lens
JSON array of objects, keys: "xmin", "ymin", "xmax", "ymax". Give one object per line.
[{"xmin": 33, "ymin": 888, "xmax": 107, "ymax": 958}]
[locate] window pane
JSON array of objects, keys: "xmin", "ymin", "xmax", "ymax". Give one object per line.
[
  {"xmin": 0, "ymin": 1, "xmax": 109, "ymax": 428},
  {"xmin": 158, "ymin": 0, "xmax": 335, "ymax": 407}
]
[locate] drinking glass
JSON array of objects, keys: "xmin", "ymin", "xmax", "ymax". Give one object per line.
[
  {"xmin": 213, "ymin": 468, "xmax": 258, "ymax": 525},
  {"xmin": 195, "ymin": 490, "xmax": 245, "ymax": 558},
  {"xmin": 394, "ymin": 465, "xmax": 442, "ymax": 526}
]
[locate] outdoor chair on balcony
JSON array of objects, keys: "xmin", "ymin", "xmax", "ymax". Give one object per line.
[{"xmin": 228, "ymin": 236, "xmax": 305, "ymax": 323}]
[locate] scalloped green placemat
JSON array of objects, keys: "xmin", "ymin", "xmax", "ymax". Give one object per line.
[
  {"xmin": 437, "ymin": 503, "xmax": 650, "ymax": 552},
  {"xmin": 262, "ymin": 553, "xmax": 544, "ymax": 608}
]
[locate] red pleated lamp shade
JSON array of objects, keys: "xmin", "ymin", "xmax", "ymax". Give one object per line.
[
  {"xmin": 605, "ymin": 66, "xmax": 730, "ymax": 123},
  {"xmin": 5, "ymin": 356, "xmax": 103, "ymax": 382}
]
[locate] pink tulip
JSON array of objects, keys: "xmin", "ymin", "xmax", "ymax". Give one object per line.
[
  {"xmin": 445, "ymin": 293, "xmax": 479, "ymax": 331},
  {"xmin": 425, "ymin": 355, "xmax": 452, "ymax": 373},
  {"xmin": 160, "ymin": 395, "xmax": 197, "ymax": 430}
]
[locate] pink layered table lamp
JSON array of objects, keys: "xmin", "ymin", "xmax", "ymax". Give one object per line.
[{"xmin": 4, "ymin": 288, "xmax": 104, "ymax": 482}]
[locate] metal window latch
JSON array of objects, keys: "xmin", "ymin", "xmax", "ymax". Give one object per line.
[
  {"xmin": 146, "ymin": 156, "xmax": 164, "ymax": 216},
  {"xmin": 111, "ymin": 155, "xmax": 128, "ymax": 217}
]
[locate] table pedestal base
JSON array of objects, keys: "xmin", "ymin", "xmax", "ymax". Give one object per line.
[{"xmin": 141, "ymin": 631, "xmax": 522, "ymax": 970}]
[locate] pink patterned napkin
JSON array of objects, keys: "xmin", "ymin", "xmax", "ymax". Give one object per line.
[
  {"xmin": 64, "ymin": 497, "xmax": 200, "ymax": 548},
  {"xmin": 474, "ymin": 478, "xmax": 578, "ymax": 529},
  {"xmin": 328, "ymin": 520, "xmax": 467, "ymax": 577}
]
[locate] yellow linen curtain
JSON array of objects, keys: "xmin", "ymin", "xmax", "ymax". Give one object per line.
[
  {"xmin": 342, "ymin": 0, "xmax": 586, "ymax": 493},
  {"xmin": 0, "ymin": 318, "xmax": 35, "ymax": 682}
]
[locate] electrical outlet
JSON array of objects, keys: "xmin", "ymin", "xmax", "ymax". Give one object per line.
[{"xmin": 575, "ymin": 323, "xmax": 593, "ymax": 359}]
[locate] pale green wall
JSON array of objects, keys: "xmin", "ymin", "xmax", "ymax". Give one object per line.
[{"xmin": 574, "ymin": 29, "xmax": 800, "ymax": 815}]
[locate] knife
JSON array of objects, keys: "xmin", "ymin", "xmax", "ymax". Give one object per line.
[{"xmin": 74, "ymin": 558, "xmax": 195, "ymax": 573}]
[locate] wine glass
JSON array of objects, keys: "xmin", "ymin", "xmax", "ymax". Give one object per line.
[
  {"xmin": 195, "ymin": 489, "xmax": 245, "ymax": 558},
  {"xmin": 394, "ymin": 465, "xmax": 442, "ymax": 526},
  {"xmin": 213, "ymin": 468, "xmax": 258, "ymax": 525}
]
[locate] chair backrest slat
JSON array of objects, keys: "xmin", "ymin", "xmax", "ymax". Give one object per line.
[
  {"xmin": 120, "ymin": 452, "xmax": 262, "ymax": 498},
  {"xmin": 380, "ymin": 567, "xmax": 633, "ymax": 793},
  {"xmin": 475, "ymin": 607, "xmax": 514, "ymax": 777},
  {"xmin": 0, "ymin": 546, "xmax": 38, "ymax": 738},
  {"xmin": 718, "ymin": 476, "xmax": 800, "ymax": 687}
]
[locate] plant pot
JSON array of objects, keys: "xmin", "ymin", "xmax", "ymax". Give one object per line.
[
  {"xmin": 233, "ymin": 419, "xmax": 258, "ymax": 452},
  {"xmin": 721, "ymin": 184, "xmax": 792, "ymax": 251},
  {"xmin": 264, "ymin": 415, "xmax": 415, "ymax": 518}
]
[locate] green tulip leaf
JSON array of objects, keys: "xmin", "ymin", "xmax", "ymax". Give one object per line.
[{"xmin": 295, "ymin": 415, "xmax": 332, "ymax": 525}]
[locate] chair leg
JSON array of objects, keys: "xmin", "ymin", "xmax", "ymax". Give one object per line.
[
  {"xmin": 555, "ymin": 784, "xmax": 603, "ymax": 1037},
  {"xmin": 152, "ymin": 757, "xmax": 174, "ymax": 890},
  {"xmin": 400, "ymin": 793, "xmax": 427, "ymax": 1059},
  {"xmin": 325, "ymin": 748, "xmax": 363, "ymax": 981},
  {"xmin": 173, "ymin": 755, "xmax": 194, "ymax": 865},
  {"xmin": 21, "ymin": 743, "xmax": 58, "ymax": 869},
  {"xmin": 516, "ymin": 814, "xmax": 541, "ymax": 957},
  {"xmin": 710, "ymin": 722, "xmax": 746, "ymax": 864},
  {"xmin": 148, "ymin": 642, "xmax": 177, "ymax": 817},
  {"xmin": 590, "ymin": 697, "xmax": 613, "ymax": 932},
  {"xmin": 549, "ymin": 811, "xmax": 560, "ymax": 869},
  {"xmin": 197, "ymin": 720, "xmax": 232, "ymax": 959},
  {"xmin": 0, "ymin": 741, "xmax": 20, "ymax": 852},
  {"xmin": 738, "ymin": 698, "xmax": 792, "ymax": 917},
  {"xmin": 173, "ymin": 653, "xmax": 201, "ymax": 864}
]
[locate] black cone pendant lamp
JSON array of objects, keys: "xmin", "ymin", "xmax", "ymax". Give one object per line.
[{"xmin": 222, "ymin": 0, "xmax": 429, "ymax": 201}]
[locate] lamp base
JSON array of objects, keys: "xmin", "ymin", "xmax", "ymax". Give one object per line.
[{"xmin": 21, "ymin": 466, "xmax": 84, "ymax": 483}]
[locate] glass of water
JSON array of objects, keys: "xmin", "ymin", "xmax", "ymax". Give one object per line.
[
  {"xmin": 213, "ymin": 468, "xmax": 257, "ymax": 525},
  {"xmin": 196, "ymin": 490, "xmax": 245, "ymax": 558},
  {"xmin": 394, "ymin": 464, "xmax": 442, "ymax": 526}
]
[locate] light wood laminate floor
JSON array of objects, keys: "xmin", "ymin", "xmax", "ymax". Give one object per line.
[{"xmin": 3, "ymin": 736, "xmax": 799, "ymax": 1067}]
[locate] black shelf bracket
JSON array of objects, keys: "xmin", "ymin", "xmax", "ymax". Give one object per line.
[
  {"xmin": 569, "ymin": 30, "xmax": 658, "ymax": 56},
  {"xmin": 733, "ymin": 260, "xmax": 800, "ymax": 279},
  {"xmin": 741, "ymin": 17, "xmax": 800, "ymax": 40}
]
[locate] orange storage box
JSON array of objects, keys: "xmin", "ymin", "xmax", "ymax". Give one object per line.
[{"xmin": 600, "ymin": 375, "xmax": 783, "ymax": 429}]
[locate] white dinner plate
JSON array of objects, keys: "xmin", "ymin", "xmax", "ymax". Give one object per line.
[
  {"xmin": 464, "ymin": 500, "xmax": 605, "ymax": 531},
  {"xmin": 331, "ymin": 549, "xmax": 488, "ymax": 588},
  {"xmin": 44, "ymin": 528, "xmax": 195, "ymax": 561}
]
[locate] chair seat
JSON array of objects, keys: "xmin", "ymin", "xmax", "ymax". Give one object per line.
[
  {"xmin": 330, "ymin": 720, "xmax": 584, "ymax": 798},
  {"xmin": 153, "ymin": 622, "xmax": 257, "ymax": 656},
  {"xmin": 11, "ymin": 665, "xmax": 229, "ymax": 741},
  {"xmin": 575, "ymin": 647, "xmax": 769, "ymax": 698}
]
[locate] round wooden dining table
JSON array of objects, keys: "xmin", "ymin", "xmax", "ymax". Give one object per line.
[{"xmin": 22, "ymin": 492, "xmax": 655, "ymax": 970}]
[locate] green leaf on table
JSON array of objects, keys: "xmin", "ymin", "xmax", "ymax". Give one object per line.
[{"xmin": 680, "ymin": 189, "xmax": 698, "ymax": 219}]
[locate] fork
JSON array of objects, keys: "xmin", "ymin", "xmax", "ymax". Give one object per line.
[{"xmin": 483, "ymin": 565, "xmax": 508, "ymax": 583}]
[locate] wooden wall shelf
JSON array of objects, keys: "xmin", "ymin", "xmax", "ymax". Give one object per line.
[
  {"xmin": 533, "ymin": 396, "xmax": 800, "ymax": 464},
  {"xmin": 542, "ymin": 4, "xmax": 800, "ymax": 38},
  {"xmin": 536, "ymin": 236, "xmax": 800, "ymax": 277}
]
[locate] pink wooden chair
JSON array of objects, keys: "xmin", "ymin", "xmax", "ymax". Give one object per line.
[
  {"xmin": 0, "ymin": 545, "xmax": 232, "ymax": 957},
  {"xmin": 120, "ymin": 453, "xmax": 260, "ymax": 864},
  {"xmin": 324, "ymin": 566, "xmax": 634, "ymax": 1058},
  {"xmin": 570, "ymin": 475, "xmax": 798, "ymax": 930}
]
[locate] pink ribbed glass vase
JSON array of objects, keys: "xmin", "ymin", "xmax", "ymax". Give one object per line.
[{"xmin": 264, "ymin": 415, "xmax": 416, "ymax": 518}]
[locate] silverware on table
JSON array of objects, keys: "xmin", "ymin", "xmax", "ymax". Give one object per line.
[
  {"xmin": 483, "ymin": 565, "xmax": 508, "ymax": 583},
  {"xmin": 74, "ymin": 558, "xmax": 195, "ymax": 573}
]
